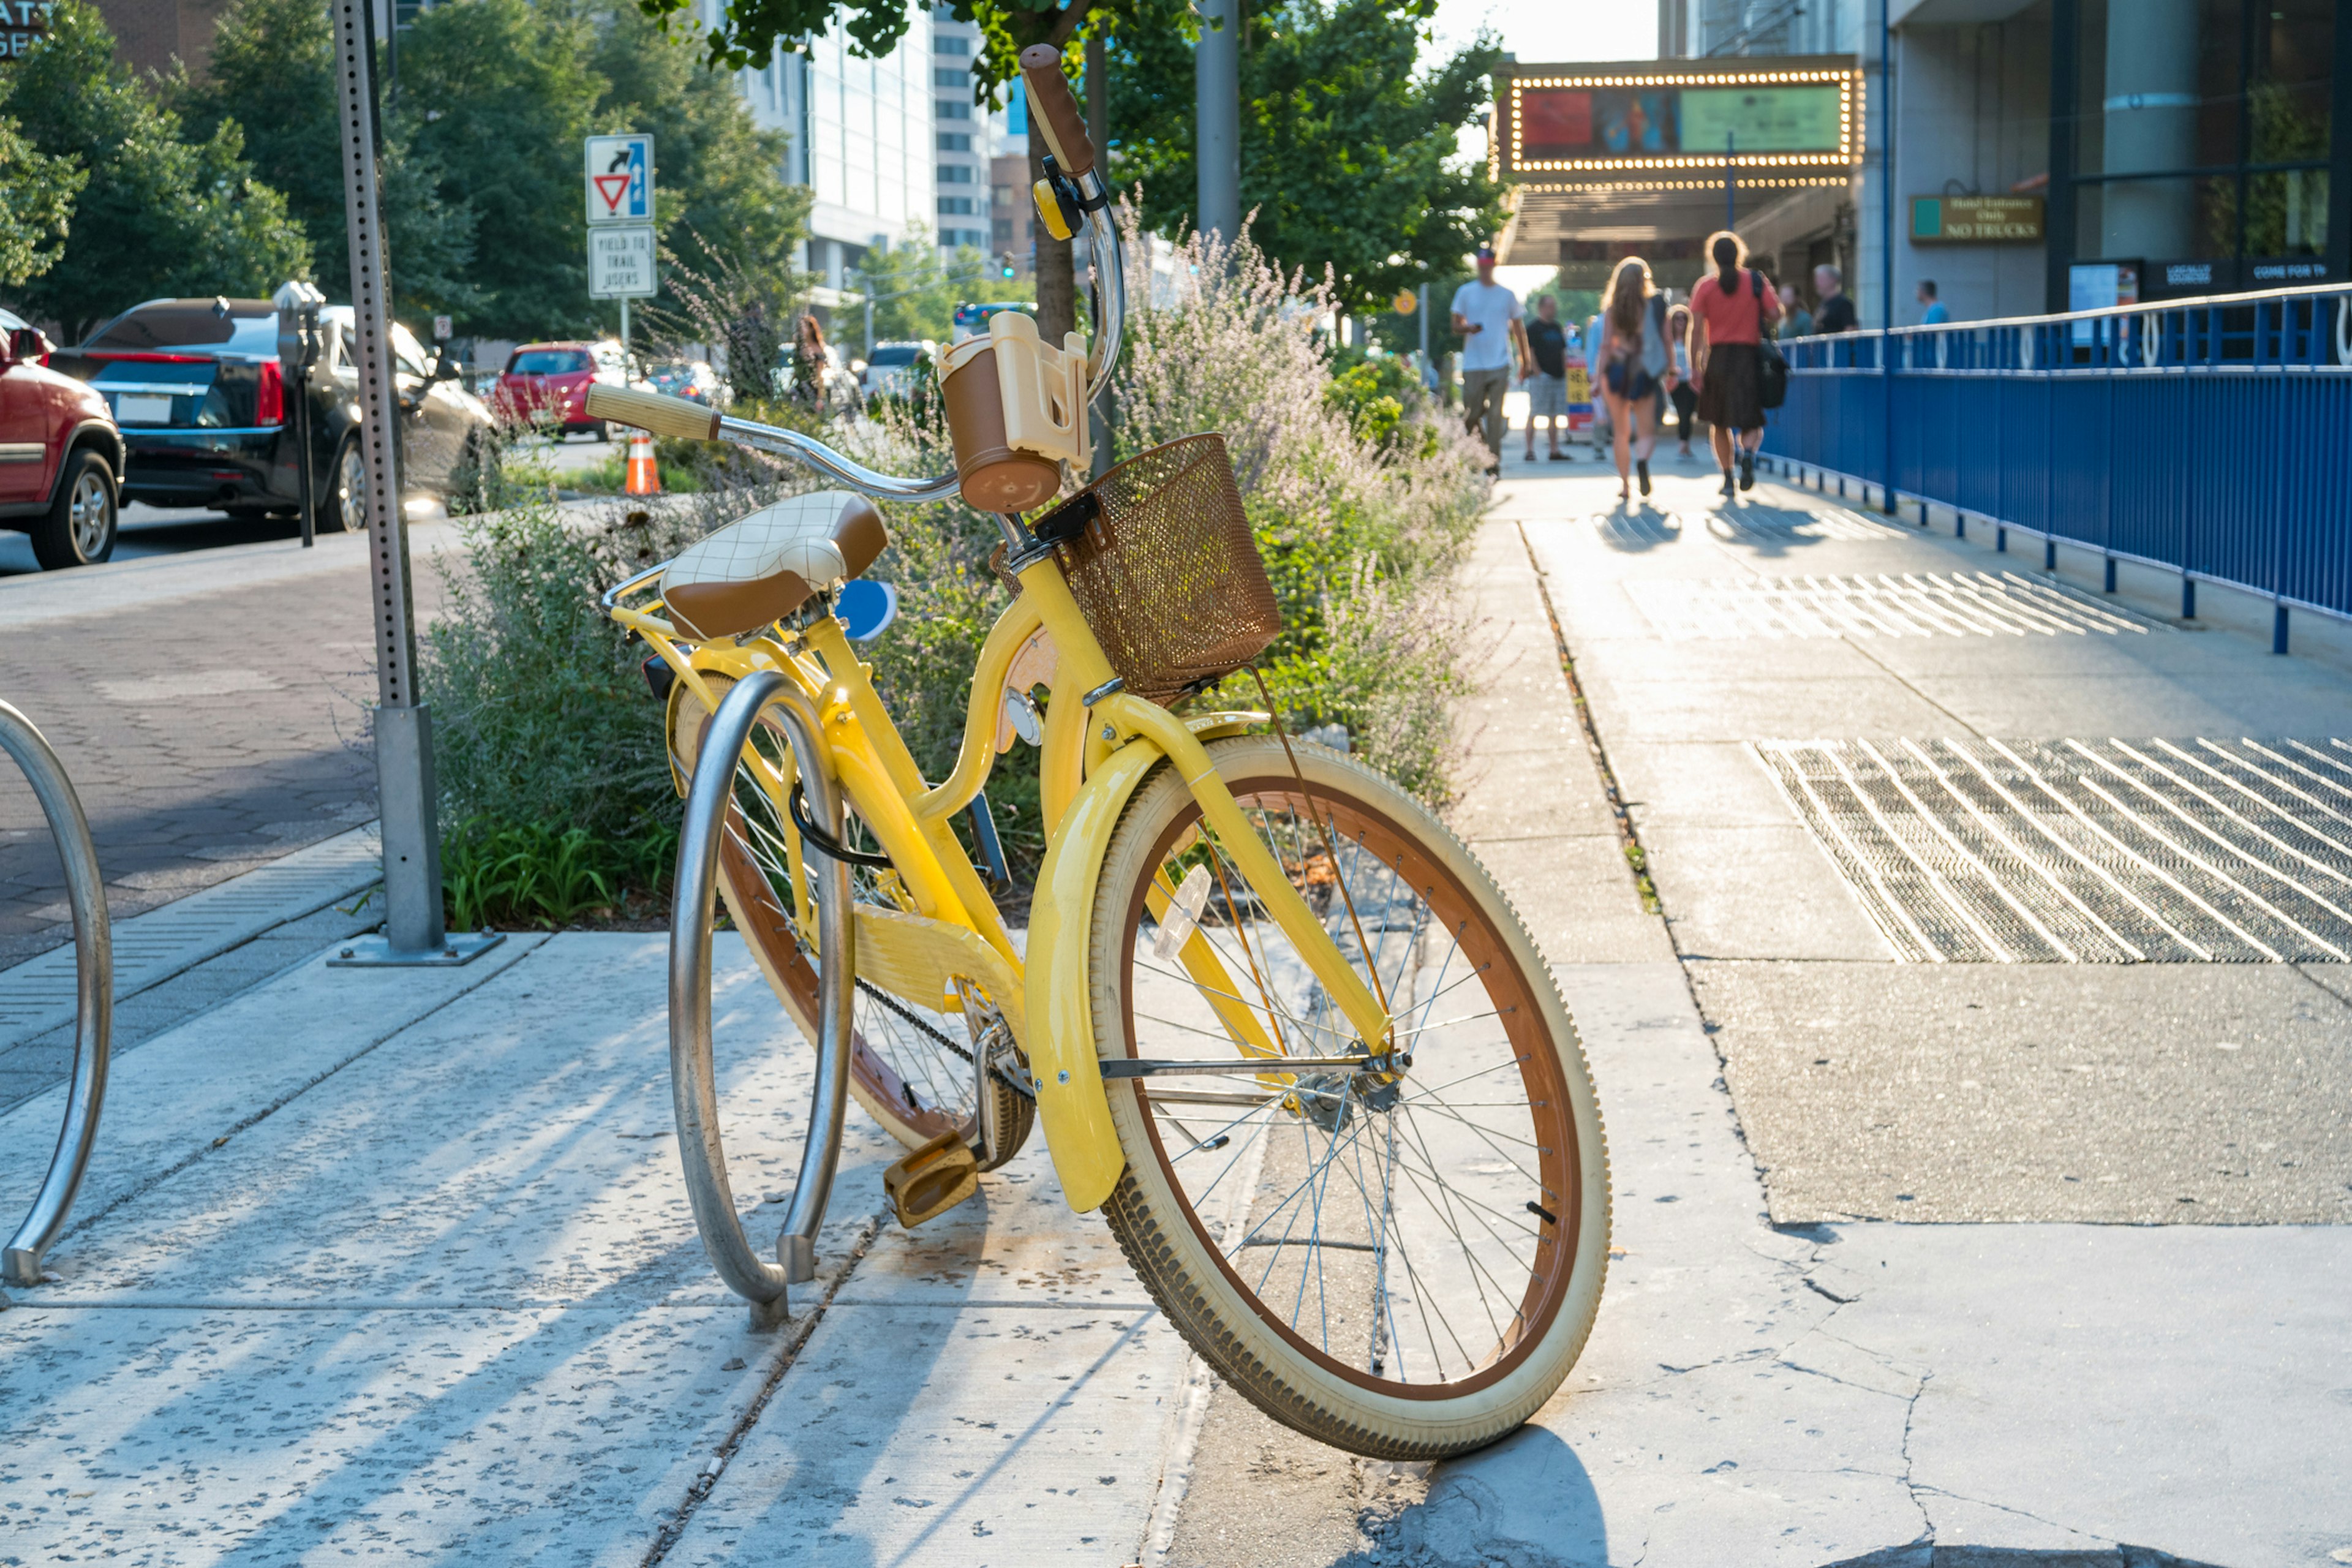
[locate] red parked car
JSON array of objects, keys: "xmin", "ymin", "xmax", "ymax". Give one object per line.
[
  {"xmin": 493, "ymin": 339, "xmax": 628, "ymax": 440},
  {"xmin": 0, "ymin": 307, "xmax": 124, "ymax": 570}
]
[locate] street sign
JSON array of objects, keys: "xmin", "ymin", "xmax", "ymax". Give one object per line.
[
  {"xmin": 1912, "ymin": 195, "xmax": 2044, "ymax": 244},
  {"xmin": 586, "ymin": 134, "xmax": 654, "ymax": 225},
  {"xmin": 432, "ymin": 314, "xmax": 453, "ymax": 341},
  {"xmin": 588, "ymin": 225, "xmax": 658, "ymax": 298}
]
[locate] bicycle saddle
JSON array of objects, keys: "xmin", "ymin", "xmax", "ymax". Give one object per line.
[{"xmin": 661, "ymin": 490, "xmax": 888, "ymax": 641}]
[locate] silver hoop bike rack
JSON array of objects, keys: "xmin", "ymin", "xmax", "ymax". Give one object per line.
[
  {"xmin": 2, "ymin": 700, "xmax": 110, "ymax": 1290},
  {"xmin": 671, "ymin": 673, "xmax": 854, "ymax": 1330}
]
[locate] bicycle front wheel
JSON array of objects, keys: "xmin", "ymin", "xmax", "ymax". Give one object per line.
[{"xmin": 1088, "ymin": 736, "xmax": 1609, "ymax": 1458}]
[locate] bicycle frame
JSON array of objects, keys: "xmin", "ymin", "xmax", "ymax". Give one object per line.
[{"xmin": 609, "ymin": 547, "xmax": 1395, "ymax": 1214}]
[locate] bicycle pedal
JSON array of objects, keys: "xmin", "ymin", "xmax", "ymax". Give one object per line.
[{"xmin": 884, "ymin": 1130, "xmax": 979, "ymax": 1228}]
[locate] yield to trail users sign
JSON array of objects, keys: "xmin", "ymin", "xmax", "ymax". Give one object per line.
[
  {"xmin": 588, "ymin": 226, "xmax": 658, "ymax": 298},
  {"xmin": 586, "ymin": 134, "xmax": 653, "ymax": 224}
]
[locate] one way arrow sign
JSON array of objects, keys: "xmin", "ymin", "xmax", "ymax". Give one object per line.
[{"xmin": 584, "ymin": 134, "xmax": 653, "ymax": 225}]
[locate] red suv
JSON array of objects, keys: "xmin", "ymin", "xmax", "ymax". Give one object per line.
[
  {"xmin": 0, "ymin": 307, "xmax": 124, "ymax": 570},
  {"xmin": 494, "ymin": 340, "xmax": 627, "ymax": 440}
]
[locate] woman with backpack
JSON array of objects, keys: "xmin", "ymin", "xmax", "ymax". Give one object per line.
[
  {"xmin": 1598, "ymin": 256, "xmax": 1674, "ymax": 501},
  {"xmin": 1688, "ymin": 230, "xmax": 1772, "ymax": 496}
]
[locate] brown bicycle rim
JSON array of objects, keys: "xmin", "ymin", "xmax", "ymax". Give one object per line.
[{"xmin": 1115, "ymin": 771, "xmax": 1580, "ymax": 1400}]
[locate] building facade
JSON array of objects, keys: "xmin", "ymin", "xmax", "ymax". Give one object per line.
[
  {"xmin": 1644, "ymin": 0, "xmax": 2349, "ymax": 322},
  {"xmin": 930, "ymin": 6, "xmax": 989, "ymax": 254},
  {"xmin": 732, "ymin": 0, "xmax": 935, "ymax": 293}
]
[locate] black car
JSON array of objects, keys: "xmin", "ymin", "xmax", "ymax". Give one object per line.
[{"xmin": 51, "ymin": 297, "xmax": 496, "ymax": 530}]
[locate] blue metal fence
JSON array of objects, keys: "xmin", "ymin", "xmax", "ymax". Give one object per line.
[{"xmin": 1761, "ymin": 284, "xmax": 2352, "ymax": 639}]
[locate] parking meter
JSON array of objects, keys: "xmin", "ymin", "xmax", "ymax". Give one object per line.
[{"xmin": 273, "ymin": 281, "xmax": 327, "ymax": 546}]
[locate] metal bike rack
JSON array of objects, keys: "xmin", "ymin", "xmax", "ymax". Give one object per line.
[
  {"xmin": 670, "ymin": 673, "xmax": 853, "ymax": 1330},
  {"xmin": 2, "ymin": 700, "xmax": 111, "ymax": 1290}
]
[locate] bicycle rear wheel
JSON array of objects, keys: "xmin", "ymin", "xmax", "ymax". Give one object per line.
[
  {"xmin": 671, "ymin": 677, "xmax": 1032, "ymax": 1169},
  {"xmin": 1088, "ymin": 736, "xmax": 1609, "ymax": 1458}
]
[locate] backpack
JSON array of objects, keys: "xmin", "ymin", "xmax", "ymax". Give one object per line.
[{"xmin": 1753, "ymin": 270, "xmax": 1789, "ymax": 410}]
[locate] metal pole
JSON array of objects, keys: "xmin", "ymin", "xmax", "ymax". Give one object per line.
[
  {"xmin": 1880, "ymin": 0, "xmax": 1896, "ymax": 513},
  {"xmin": 1418, "ymin": 282, "xmax": 1429, "ymax": 381},
  {"xmin": 1, "ymin": 701, "xmax": 109, "ymax": 1289},
  {"xmin": 620, "ymin": 295, "xmax": 631, "ymax": 380},
  {"xmin": 1195, "ymin": 0, "xmax": 1240, "ymax": 245},
  {"xmin": 328, "ymin": 0, "xmax": 496, "ymax": 968},
  {"xmin": 1726, "ymin": 130, "xmax": 1735, "ymax": 232}
]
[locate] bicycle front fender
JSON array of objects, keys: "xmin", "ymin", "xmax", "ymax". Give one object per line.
[{"xmin": 1026, "ymin": 733, "xmax": 1167, "ymax": 1213}]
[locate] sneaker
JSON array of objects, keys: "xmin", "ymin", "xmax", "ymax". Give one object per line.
[
  {"xmin": 1720, "ymin": 470, "xmax": 1736, "ymax": 497},
  {"xmin": 1550, "ymin": 450, "xmax": 1572, "ymax": 461},
  {"xmin": 1636, "ymin": 459, "xmax": 1651, "ymax": 497},
  {"xmin": 1738, "ymin": 450, "xmax": 1755, "ymax": 491}
]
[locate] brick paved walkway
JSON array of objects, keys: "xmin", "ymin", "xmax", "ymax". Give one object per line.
[{"xmin": 0, "ymin": 546, "xmax": 448, "ymax": 968}]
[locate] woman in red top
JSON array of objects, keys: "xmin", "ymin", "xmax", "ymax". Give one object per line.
[{"xmin": 1687, "ymin": 230, "xmax": 1772, "ymax": 496}]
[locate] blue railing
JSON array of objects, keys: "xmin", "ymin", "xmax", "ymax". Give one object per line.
[{"xmin": 1762, "ymin": 283, "xmax": 2352, "ymax": 639}]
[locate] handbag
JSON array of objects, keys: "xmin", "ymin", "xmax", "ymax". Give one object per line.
[{"xmin": 1754, "ymin": 270, "xmax": 1789, "ymax": 410}]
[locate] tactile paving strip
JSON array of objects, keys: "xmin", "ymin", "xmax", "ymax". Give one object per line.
[
  {"xmin": 0, "ymin": 823, "xmax": 382, "ymax": 1046},
  {"xmin": 1629, "ymin": 571, "xmax": 2149, "ymax": 640},
  {"xmin": 1755, "ymin": 737, "xmax": 2352, "ymax": 963},
  {"xmin": 1593, "ymin": 506, "xmax": 1904, "ymax": 548}
]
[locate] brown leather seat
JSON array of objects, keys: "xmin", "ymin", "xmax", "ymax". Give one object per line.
[{"xmin": 660, "ymin": 491, "xmax": 888, "ymax": 640}]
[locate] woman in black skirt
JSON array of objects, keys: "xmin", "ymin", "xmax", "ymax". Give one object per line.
[{"xmin": 1687, "ymin": 230, "xmax": 1771, "ymax": 495}]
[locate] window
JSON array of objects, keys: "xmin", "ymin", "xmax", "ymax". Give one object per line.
[
  {"xmin": 933, "ymin": 67, "xmax": 967, "ymax": 87},
  {"xmin": 937, "ymin": 132, "xmax": 972, "ymax": 151},
  {"xmin": 992, "ymin": 184, "xmax": 1014, "ymax": 208},
  {"xmin": 938, "ymin": 100, "xmax": 970, "ymax": 120},
  {"xmin": 933, "ymin": 34, "xmax": 970, "ymax": 54},
  {"xmin": 992, "ymin": 218, "xmax": 1012, "ymax": 241},
  {"xmin": 940, "ymin": 196, "xmax": 976, "ymax": 215},
  {"xmin": 941, "ymin": 228, "xmax": 987, "ymax": 247},
  {"xmin": 2069, "ymin": 0, "xmax": 2335, "ymax": 288},
  {"xmin": 939, "ymin": 164, "xmax": 974, "ymax": 183}
]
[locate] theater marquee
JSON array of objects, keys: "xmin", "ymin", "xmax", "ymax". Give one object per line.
[{"xmin": 1497, "ymin": 60, "xmax": 1863, "ymax": 183}]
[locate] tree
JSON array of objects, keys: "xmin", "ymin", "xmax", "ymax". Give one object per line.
[
  {"xmin": 641, "ymin": 0, "xmax": 1121, "ymax": 342},
  {"xmin": 1106, "ymin": 0, "xmax": 1504, "ymax": 316},
  {"xmin": 5, "ymin": 0, "xmax": 311, "ymax": 339},
  {"xmin": 0, "ymin": 102, "xmax": 84, "ymax": 291},
  {"xmin": 850, "ymin": 228, "xmax": 1033, "ymax": 348},
  {"xmin": 173, "ymin": 0, "xmax": 481, "ymax": 318}
]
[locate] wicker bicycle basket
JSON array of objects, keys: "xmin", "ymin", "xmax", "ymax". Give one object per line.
[{"xmin": 1041, "ymin": 433, "xmax": 1280, "ymax": 705}]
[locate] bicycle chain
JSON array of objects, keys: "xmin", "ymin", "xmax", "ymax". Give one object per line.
[{"xmin": 853, "ymin": 976, "xmax": 1038, "ymax": 1101}]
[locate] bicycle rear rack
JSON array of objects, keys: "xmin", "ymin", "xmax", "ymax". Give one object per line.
[{"xmin": 2, "ymin": 699, "xmax": 111, "ymax": 1291}]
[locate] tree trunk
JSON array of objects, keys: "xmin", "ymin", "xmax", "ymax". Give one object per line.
[{"xmin": 1030, "ymin": 137, "xmax": 1076, "ymax": 345}]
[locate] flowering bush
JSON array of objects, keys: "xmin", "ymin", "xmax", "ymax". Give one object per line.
[{"xmin": 418, "ymin": 210, "xmax": 1490, "ymax": 923}]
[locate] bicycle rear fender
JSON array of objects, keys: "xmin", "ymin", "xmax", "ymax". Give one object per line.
[{"xmin": 1027, "ymin": 733, "xmax": 1165, "ymax": 1213}]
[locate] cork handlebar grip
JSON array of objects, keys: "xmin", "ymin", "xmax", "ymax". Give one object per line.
[
  {"xmin": 584, "ymin": 383, "xmax": 723, "ymax": 442},
  {"xmin": 1017, "ymin": 45, "xmax": 1094, "ymax": 179}
]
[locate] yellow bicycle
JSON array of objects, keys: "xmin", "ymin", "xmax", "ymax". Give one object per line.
[{"xmin": 593, "ymin": 51, "xmax": 1608, "ymax": 1460}]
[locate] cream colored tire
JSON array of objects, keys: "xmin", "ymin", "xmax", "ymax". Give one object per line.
[{"xmin": 1088, "ymin": 736, "xmax": 1609, "ymax": 1458}]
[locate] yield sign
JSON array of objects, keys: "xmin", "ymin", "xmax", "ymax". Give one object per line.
[{"xmin": 584, "ymin": 134, "xmax": 654, "ymax": 225}]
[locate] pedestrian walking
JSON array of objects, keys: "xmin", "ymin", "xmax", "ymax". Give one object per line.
[
  {"xmin": 1689, "ymin": 231, "xmax": 1771, "ymax": 497},
  {"xmin": 1522, "ymin": 293, "xmax": 1571, "ymax": 462},
  {"xmin": 1665, "ymin": 302, "xmax": 1699, "ymax": 458},
  {"xmin": 1917, "ymin": 279, "xmax": 1950, "ymax": 324},
  {"xmin": 1597, "ymin": 256, "xmax": 1672, "ymax": 501},
  {"xmin": 1812, "ymin": 263, "xmax": 1856, "ymax": 334},
  {"xmin": 1778, "ymin": 281, "xmax": 1814, "ymax": 338},
  {"xmin": 1450, "ymin": 246, "xmax": 1528, "ymax": 475},
  {"xmin": 793, "ymin": 314, "xmax": 831, "ymax": 412}
]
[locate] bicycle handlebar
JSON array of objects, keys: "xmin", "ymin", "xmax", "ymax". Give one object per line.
[{"xmin": 1019, "ymin": 45, "xmax": 1093, "ymax": 179}]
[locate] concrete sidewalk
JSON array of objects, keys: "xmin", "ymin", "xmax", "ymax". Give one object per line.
[{"xmin": 3, "ymin": 458, "xmax": 2345, "ymax": 1565}]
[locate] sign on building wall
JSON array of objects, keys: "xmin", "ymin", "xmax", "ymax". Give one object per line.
[
  {"xmin": 1912, "ymin": 195, "xmax": 2045, "ymax": 243},
  {"xmin": 1502, "ymin": 66, "xmax": 1858, "ymax": 172},
  {"xmin": 1, "ymin": 0, "xmax": 54, "ymax": 59},
  {"xmin": 1681, "ymin": 87, "xmax": 1844, "ymax": 154}
]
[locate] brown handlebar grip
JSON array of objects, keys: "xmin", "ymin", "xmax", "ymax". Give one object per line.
[
  {"xmin": 1018, "ymin": 45, "xmax": 1095, "ymax": 179},
  {"xmin": 584, "ymin": 383, "xmax": 722, "ymax": 442}
]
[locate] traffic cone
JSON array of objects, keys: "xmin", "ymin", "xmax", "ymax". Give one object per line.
[{"xmin": 624, "ymin": 429, "xmax": 661, "ymax": 495}]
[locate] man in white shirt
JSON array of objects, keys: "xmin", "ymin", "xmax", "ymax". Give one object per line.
[{"xmin": 1450, "ymin": 245, "xmax": 1528, "ymax": 474}]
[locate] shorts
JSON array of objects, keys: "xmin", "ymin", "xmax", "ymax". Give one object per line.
[
  {"xmin": 1603, "ymin": 360, "xmax": 1656, "ymax": 402},
  {"xmin": 1528, "ymin": 372, "xmax": 1569, "ymax": 418}
]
